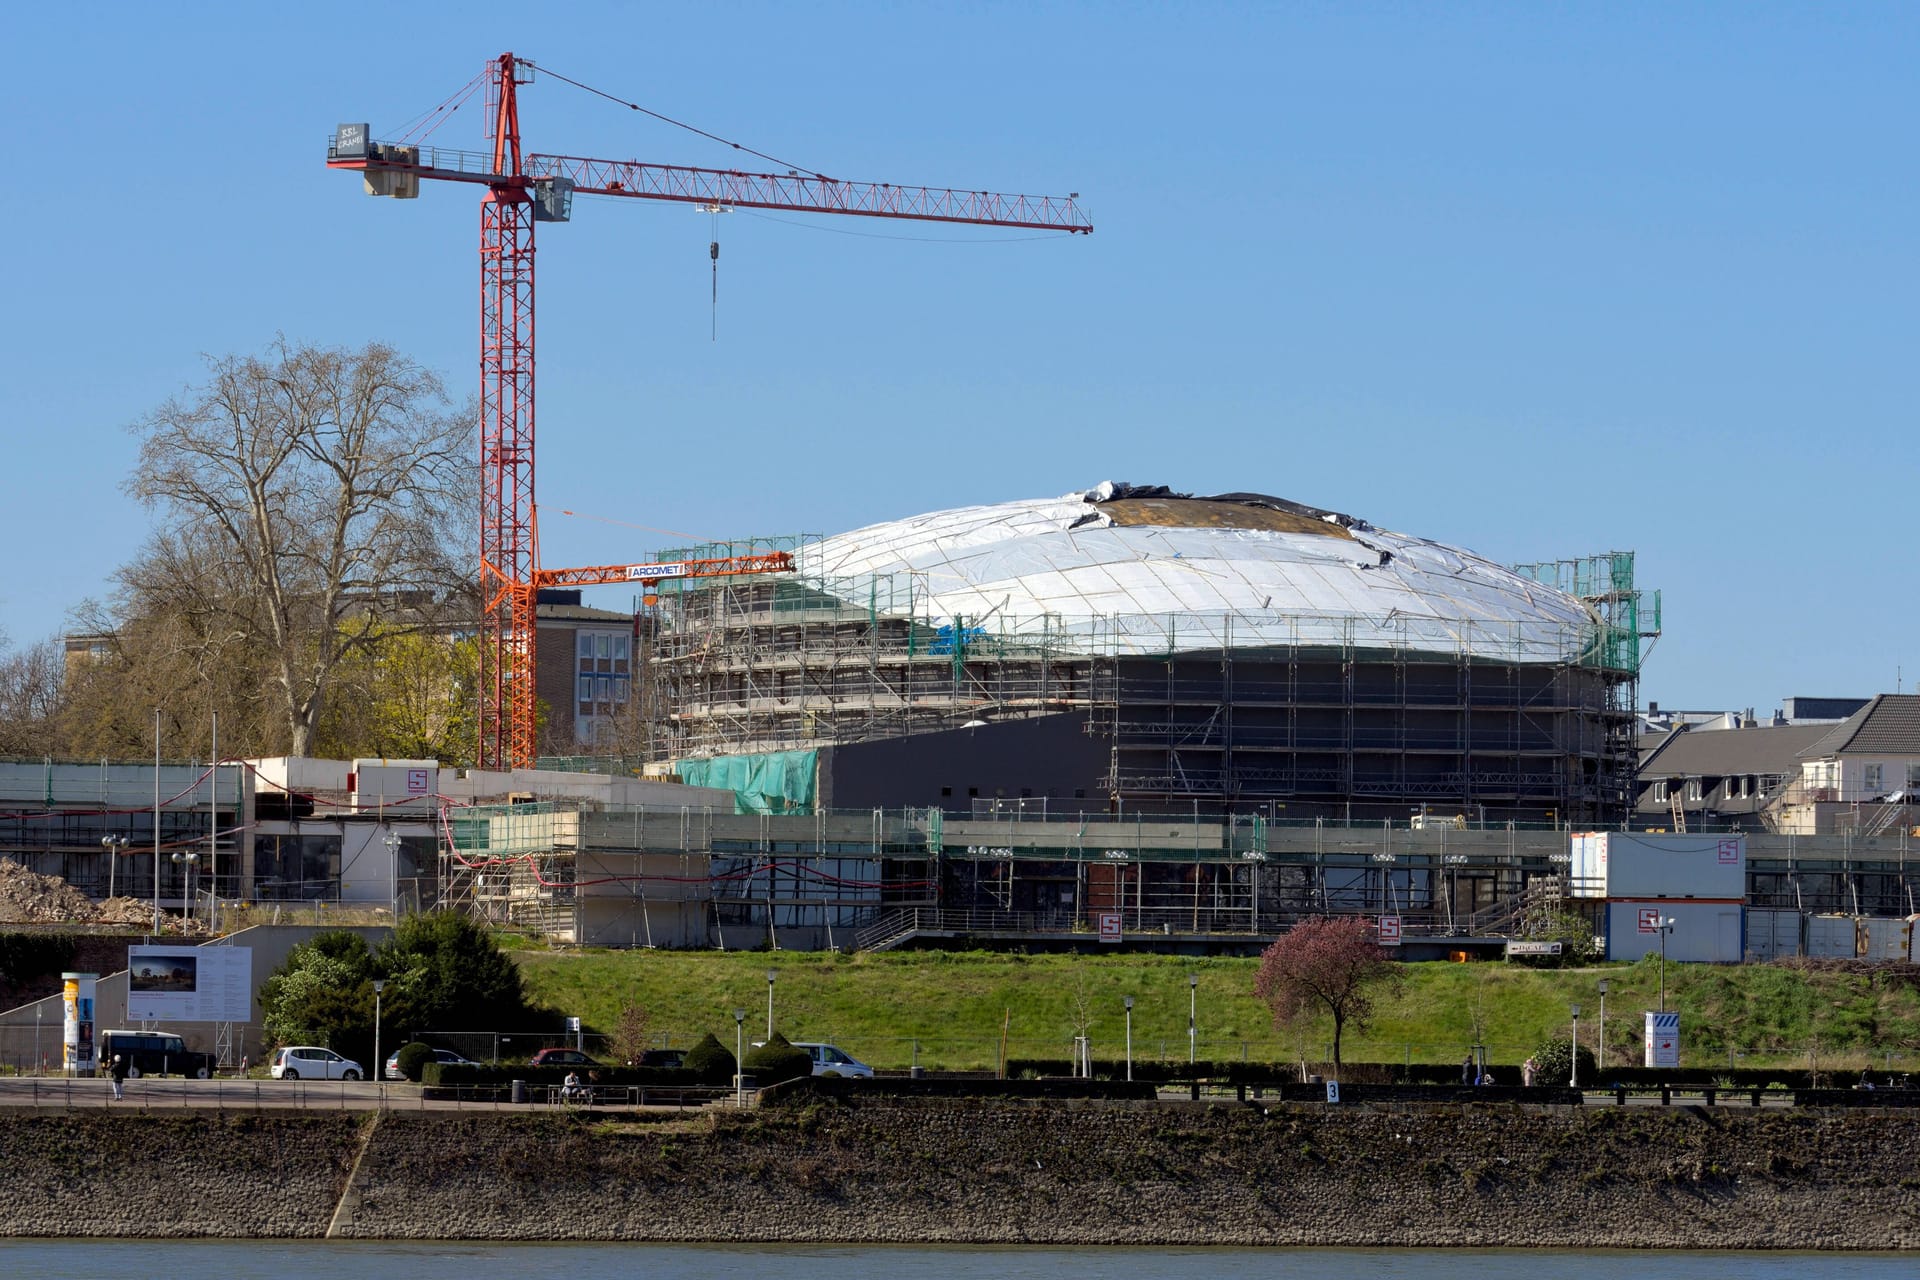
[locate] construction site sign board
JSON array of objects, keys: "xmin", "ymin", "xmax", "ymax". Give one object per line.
[{"xmin": 127, "ymin": 946, "xmax": 252, "ymax": 1023}]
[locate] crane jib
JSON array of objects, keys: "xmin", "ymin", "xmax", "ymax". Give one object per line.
[{"xmin": 625, "ymin": 564, "xmax": 691, "ymax": 581}]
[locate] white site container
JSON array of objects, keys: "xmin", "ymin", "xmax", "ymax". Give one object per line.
[
  {"xmin": 1744, "ymin": 909, "xmax": 1803, "ymax": 961},
  {"xmin": 1805, "ymin": 914, "xmax": 1858, "ymax": 959},
  {"xmin": 349, "ymin": 758, "xmax": 443, "ymax": 811},
  {"xmin": 1570, "ymin": 833, "xmax": 1745, "ymax": 900},
  {"xmin": 1604, "ymin": 900, "xmax": 1744, "ymax": 964},
  {"xmin": 1857, "ymin": 917, "xmax": 1913, "ymax": 963}
]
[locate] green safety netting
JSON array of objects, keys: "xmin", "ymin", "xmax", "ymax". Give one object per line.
[{"xmin": 676, "ymin": 749, "xmax": 819, "ymax": 815}]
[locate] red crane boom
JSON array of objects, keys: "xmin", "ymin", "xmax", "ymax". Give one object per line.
[{"xmin": 326, "ymin": 52, "xmax": 1091, "ymax": 769}]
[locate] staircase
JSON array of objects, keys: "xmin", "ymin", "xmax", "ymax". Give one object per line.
[{"xmin": 853, "ymin": 909, "xmax": 922, "ymax": 953}]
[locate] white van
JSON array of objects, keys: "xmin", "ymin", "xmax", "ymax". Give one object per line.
[{"xmin": 791, "ymin": 1042, "xmax": 873, "ymax": 1078}]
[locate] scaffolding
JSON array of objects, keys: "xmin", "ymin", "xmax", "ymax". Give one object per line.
[{"xmin": 638, "ymin": 537, "xmax": 1658, "ymax": 825}]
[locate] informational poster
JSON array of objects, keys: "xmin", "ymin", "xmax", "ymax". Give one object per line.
[
  {"xmin": 127, "ymin": 946, "xmax": 252, "ymax": 1023},
  {"xmin": 1377, "ymin": 915, "xmax": 1402, "ymax": 947},
  {"xmin": 1644, "ymin": 1010, "xmax": 1680, "ymax": 1068},
  {"xmin": 62, "ymin": 972, "xmax": 97, "ymax": 1074},
  {"xmin": 1097, "ymin": 912, "xmax": 1122, "ymax": 943}
]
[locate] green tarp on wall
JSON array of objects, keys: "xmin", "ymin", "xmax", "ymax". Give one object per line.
[{"xmin": 676, "ymin": 750, "xmax": 819, "ymax": 815}]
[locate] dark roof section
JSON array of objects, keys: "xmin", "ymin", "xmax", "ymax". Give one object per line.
[
  {"xmin": 1799, "ymin": 694, "xmax": 1920, "ymax": 759},
  {"xmin": 1638, "ymin": 723, "xmax": 1833, "ymax": 778},
  {"xmin": 1783, "ymin": 696, "xmax": 1870, "ymax": 722},
  {"xmin": 1088, "ymin": 482, "xmax": 1365, "ymax": 533},
  {"xmin": 537, "ymin": 603, "xmax": 632, "ymax": 623}
]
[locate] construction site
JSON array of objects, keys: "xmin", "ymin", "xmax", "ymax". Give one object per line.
[{"xmin": 629, "ymin": 484, "xmax": 1657, "ymax": 828}]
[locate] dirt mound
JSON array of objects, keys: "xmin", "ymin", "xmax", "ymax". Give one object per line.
[{"xmin": 0, "ymin": 858, "xmax": 98, "ymax": 923}]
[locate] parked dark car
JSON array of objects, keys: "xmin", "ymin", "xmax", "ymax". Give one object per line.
[
  {"xmin": 529, "ymin": 1048, "xmax": 598, "ymax": 1067},
  {"xmin": 100, "ymin": 1030, "xmax": 217, "ymax": 1079},
  {"xmin": 638, "ymin": 1048, "xmax": 685, "ymax": 1069}
]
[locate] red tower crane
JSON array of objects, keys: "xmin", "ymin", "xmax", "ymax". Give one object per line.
[{"xmin": 327, "ymin": 52, "xmax": 1092, "ymax": 769}]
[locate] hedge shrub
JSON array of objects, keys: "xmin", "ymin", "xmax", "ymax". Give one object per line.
[{"xmin": 743, "ymin": 1032, "xmax": 812, "ymax": 1085}]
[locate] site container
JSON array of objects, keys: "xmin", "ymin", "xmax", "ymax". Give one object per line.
[
  {"xmin": 1604, "ymin": 899, "xmax": 1743, "ymax": 964},
  {"xmin": 1857, "ymin": 917, "xmax": 1913, "ymax": 963},
  {"xmin": 1744, "ymin": 909, "xmax": 1802, "ymax": 961},
  {"xmin": 1570, "ymin": 833, "xmax": 1744, "ymax": 900},
  {"xmin": 1805, "ymin": 914, "xmax": 1857, "ymax": 959}
]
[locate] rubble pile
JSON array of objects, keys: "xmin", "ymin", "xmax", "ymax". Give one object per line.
[
  {"xmin": 0, "ymin": 858, "xmax": 98, "ymax": 923},
  {"xmin": 0, "ymin": 862, "xmax": 207, "ymax": 934},
  {"xmin": 96, "ymin": 896, "xmax": 159, "ymax": 928}
]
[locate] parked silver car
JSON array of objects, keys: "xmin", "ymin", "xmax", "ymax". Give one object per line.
[
  {"xmin": 793, "ymin": 1042, "xmax": 874, "ymax": 1078},
  {"xmin": 271, "ymin": 1045, "xmax": 364, "ymax": 1080}
]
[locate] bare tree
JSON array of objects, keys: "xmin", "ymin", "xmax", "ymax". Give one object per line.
[
  {"xmin": 607, "ymin": 1002, "xmax": 654, "ymax": 1066},
  {"xmin": 1253, "ymin": 916, "xmax": 1403, "ymax": 1068},
  {"xmin": 0, "ymin": 633, "xmax": 67, "ymax": 756},
  {"xmin": 123, "ymin": 339, "xmax": 473, "ymax": 756}
]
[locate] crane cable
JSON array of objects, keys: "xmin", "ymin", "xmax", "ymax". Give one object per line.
[{"xmin": 530, "ymin": 61, "xmax": 833, "ymax": 180}]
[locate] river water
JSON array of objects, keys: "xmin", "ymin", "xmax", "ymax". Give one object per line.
[{"xmin": 0, "ymin": 1241, "xmax": 1909, "ymax": 1278}]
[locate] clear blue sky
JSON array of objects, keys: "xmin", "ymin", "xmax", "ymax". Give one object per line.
[{"xmin": 4, "ymin": 2, "xmax": 1914, "ymax": 714}]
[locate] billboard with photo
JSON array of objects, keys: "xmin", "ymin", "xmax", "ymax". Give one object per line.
[{"xmin": 126, "ymin": 946, "xmax": 252, "ymax": 1023}]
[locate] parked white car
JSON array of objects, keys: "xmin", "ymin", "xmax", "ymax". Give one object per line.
[{"xmin": 271, "ymin": 1045, "xmax": 364, "ymax": 1080}]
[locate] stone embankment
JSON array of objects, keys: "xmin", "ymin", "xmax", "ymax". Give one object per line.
[{"xmin": 3, "ymin": 1097, "xmax": 1918, "ymax": 1247}]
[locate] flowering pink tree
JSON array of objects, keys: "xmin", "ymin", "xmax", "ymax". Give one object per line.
[{"xmin": 1254, "ymin": 916, "xmax": 1403, "ymax": 1067}]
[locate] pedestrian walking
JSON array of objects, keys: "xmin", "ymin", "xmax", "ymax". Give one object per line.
[
  {"xmin": 1461, "ymin": 1054, "xmax": 1474, "ymax": 1085},
  {"xmin": 108, "ymin": 1053, "xmax": 129, "ymax": 1102},
  {"xmin": 1522, "ymin": 1056, "xmax": 1537, "ymax": 1088}
]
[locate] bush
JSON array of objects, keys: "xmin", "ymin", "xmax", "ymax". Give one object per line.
[
  {"xmin": 394, "ymin": 1042, "xmax": 436, "ymax": 1082},
  {"xmin": 683, "ymin": 1032, "xmax": 736, "ymax": 1085},
  {"xmin": 1531, "ymin": 1035, "xmax": 1597, "ymax": 1085},
  {"xmin": 743, "ymin": 1032, "xmax": 812, "ymax": 1085}
]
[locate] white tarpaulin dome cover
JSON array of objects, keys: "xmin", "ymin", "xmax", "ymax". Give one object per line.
[{"xmin": 804, "ymin": 482, "xmax": 1602, "ymax": 663}]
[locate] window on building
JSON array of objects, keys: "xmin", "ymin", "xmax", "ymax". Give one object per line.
[
  {"xmin": 1908, "ymin": 763, "xmax": 1920, "ymax": 789},
  {"xmin": 1864, "ymin": 763, "xmax": 1884, "ymax": 795},
  {"xmin": 1651, "ymin": 780, "xmax": 1669, "ymax": 802},
  {"xmin": 573, "ymin": 628, "xmax": 633, "ymax": 728},
  {"xmin": 1685, "ymin": 778, "xmax": 1703, "ymax": 802}
]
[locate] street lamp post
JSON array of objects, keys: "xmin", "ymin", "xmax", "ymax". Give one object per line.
[
  {"xmin": 733, "ymin": 1008, "xmax": 747, "ymax": 1106},
  {"xmin": 372, "ymin": 979, "xmax": 385, "ymax": 1106},
  {"xmin": 383, "ymin": 833, "xmax": 402, "ymax": 920},
  {"xmin": 1658, "ymin": 917, "xmax": 1677, "ymax": 1011},
  {"xmin": 170, "ymin": 851, "xmax": 198, "ymax": 924},
  {"xmin": 152, "ymin": 708, "xmax": 162, "ymax": 935},
  {"xmin": 1124, "ymin": 995, "xmax": 1134, "ymax": 1082},
  {"xmin": 35, "ymin": 1007, "xmax": 42, "ymax": 1075},
  {"xmin": 1596, "ymin": 978, "xmax": 1609, "ymax": 1070},
  {"xmin": 766, "ymin": 969, "xmax": 778, "ymax": 1041},
  {"xmin": 1570, "ymin": 1004, "xmax": 1582, "ymax": 1088},
  {"xmin": 1188, "ymin": 972, "xmax": 1198, "ymax": 1064},
  {"xmin": 101, "ymin": 835, "xmax": 129, "ymax": 901}
]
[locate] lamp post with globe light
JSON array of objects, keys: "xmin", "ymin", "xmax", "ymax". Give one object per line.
[
  {"xmin": 170, "ymin": 851, "xmax": 198, "ymax": 925},
  {"xmin": 372, "ymin": 979, "xmax": 385, "ymax": 1106},
  {"xmin": 1657, "ymin": 917, "xmax": 1677, "ymax": 1011},
  {"xmin": 733, "ymin": 1009, "xmax": 747, "ymax": 1106},
  {"xmin": 1597, "ymin": 978, "xmax": 1609, "ymax": 1070},
  {"xmin": 101, "ymin": 835, "xmax": 129, "ymax": 902},
  {"xmin": 1570, "ymin": 1004, "xmax": 1582, "ymax": 1088},
  {"xmin": 1188, "ymin": 972, "xmax": 1199, "ymax": 1064}
]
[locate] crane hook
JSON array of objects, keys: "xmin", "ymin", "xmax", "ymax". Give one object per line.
[{"xmin": 699, "ymin": 202, "xmax": 729, "ymax": 342}]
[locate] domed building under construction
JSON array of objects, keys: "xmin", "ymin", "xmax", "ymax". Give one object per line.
[{"xmin": 640, "ymin": 483, "xmax": 1655, "ymax": 826}]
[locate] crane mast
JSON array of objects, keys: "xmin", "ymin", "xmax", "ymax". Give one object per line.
[{"xmin": 327, "ymin": 52, "xmax": 1091, "ymax": 769}]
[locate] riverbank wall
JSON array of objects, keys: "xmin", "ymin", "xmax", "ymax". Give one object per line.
[{"xmin": 3, "ymin": 1096, "xmax": 1917, "ymax": 1248}]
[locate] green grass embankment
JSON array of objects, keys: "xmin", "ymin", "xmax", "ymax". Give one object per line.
[{"xmin": 510, "ymin": 948, "xmax": 1920, "ymax": 1074}]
